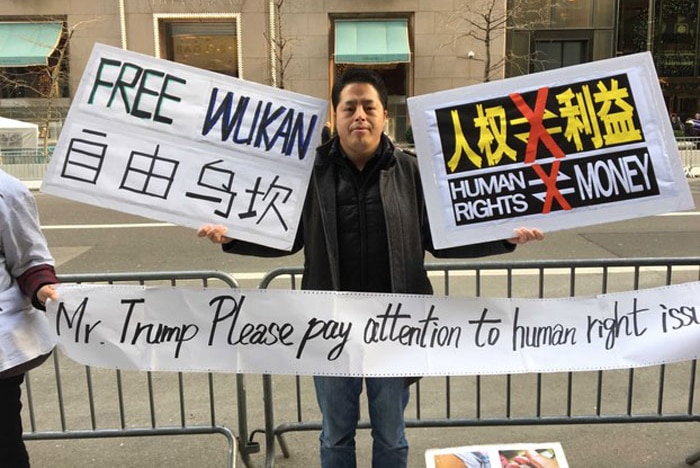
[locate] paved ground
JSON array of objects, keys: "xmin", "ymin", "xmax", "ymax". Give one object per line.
[{"xmin": 23, "ymin": 395, "xmax": 700, "ymax": 468}]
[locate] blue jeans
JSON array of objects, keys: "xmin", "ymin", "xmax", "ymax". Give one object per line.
[{"xmin": 313, "ymin": 376, "xmax": 409, "ymax": 468}]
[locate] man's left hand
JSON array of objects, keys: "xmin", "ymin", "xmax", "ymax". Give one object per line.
[{"xmin": 507, "ymin": 227, "xmax": 544, "ymax": 245}]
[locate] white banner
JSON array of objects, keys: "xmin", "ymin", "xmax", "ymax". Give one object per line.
[
  {"xmin": 47, "ymin": 282, "xmax": 700, "ymax": 376},
  {"xmin": 408, "ymin": 52, "xmax": 695, "ymax": 248},
  {"xmin": 41, "ymin": 44, "xmax": 327, "ymax": 250}
]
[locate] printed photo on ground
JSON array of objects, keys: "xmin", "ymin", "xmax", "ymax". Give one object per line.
[{"xmin": 426, "ymin": 442, "xmax": 569, "ymax": 468}]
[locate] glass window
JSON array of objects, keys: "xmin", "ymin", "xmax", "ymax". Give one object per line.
[
  {"xmin": 507, "ymin": 31, "xmax": 533, "ymax": 77},
  {"xmin": 594, "ymin": 0, "xmax": 616, "ymax": 27},
  {"xmin": 654, "ymin": 0, "xmax": 698, "ymax": 77},
  {"xmin": 160, "ymin": 20, "xmax": 239, "ymax": 77},
  {"xmin": 510, "ymin": 0, "xmax": 595, "ymax": 27},
  {"xmin": 593, "ymin": 29, "xmax": 614, "ymax": 60},
  {"xmin": 550, "ymin": 0, "xmax": 594, "ymax": 27},
  {"xmin": 534, "ymin": 40, "xmax": 587, "ymax": 71},
  {"xmin": 508, "ymin": 0, "xmax": 548, "ymax": 28},
  {"xmin": 506, "ymin": 0, "xmax": 613, "ymax": 77},
  {"xmin": 617, "ymin": 0, "xmax": 649, "ymax": 55}
]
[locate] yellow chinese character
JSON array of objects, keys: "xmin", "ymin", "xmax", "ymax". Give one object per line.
[
  {"xmin": 556, "ymin": 85, "xmax": 604, "ymax": 150},
  {"xmin": 447, "ymin": 109, "xmax": 482, "ymax": 172},
  {"xmin": 474, "ymin": 104, "xmax": 517, "ymax": 167},
  {"xmin": 594, "ymin": 79, "xmax": 642, "ymax": 146}
]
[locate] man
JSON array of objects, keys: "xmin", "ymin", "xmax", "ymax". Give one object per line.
[
  {"xmin": 670, "ymin": 113, "xmax": 685, "ymax": 134},
  {"xmin": 686, "ymin": 112, "xmax": 700, "ymax": 138},
  {"xmin": 199, "ymin": 68, "xmax": 543, "ymax": 468}
]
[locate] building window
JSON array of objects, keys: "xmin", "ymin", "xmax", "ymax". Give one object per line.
[
  {"xmin": 154, "ymin": 14, "xmax": 241, "ymax": 78},
  {"xmin": 653, "ymin": 0, "xmax": 698, "ymax": 77},
  {"xmin": 547, "ymin": 0, "xmax": 595, "ymax": 27},
  {"xmin": 533, "ymin": 39, "xmax": 587, "ymax": 71},
  {"xmin": 617, "ymin": 0, "xmax": 651, "ymax": 55},
  {"xmin": 506, "ymin": 0, "xmax": 613, "ymax": 77}
]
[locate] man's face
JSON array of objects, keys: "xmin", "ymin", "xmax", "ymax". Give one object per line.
[{"xmin": 335, "ymin": 82, "xmax": 387, "ymax": 164}]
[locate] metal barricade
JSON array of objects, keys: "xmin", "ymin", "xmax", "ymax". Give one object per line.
[
  {"xmin": 677, "ymin": 136, "xmax": 700, "ymax": 177},
  {"xmin": 0, "ymin": 147, "xmax": 51, "ymax": 180},
  {"xmin": 22, "ymin": 270, "xmax": 260, "ymax": 468},
  {"xmin": 256, "ymin": 257, "xmax": 700, "ymax": 468}
]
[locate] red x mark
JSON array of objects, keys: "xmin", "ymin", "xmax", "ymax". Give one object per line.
[
  {"xmin": 531, "ymin": 161, "xmax": 571, "ymax": 214},
  {"xmin": 510, "ymin": 87, "xmax": 565, "ymax": 163}
]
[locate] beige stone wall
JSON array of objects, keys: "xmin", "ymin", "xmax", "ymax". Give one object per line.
[
  {"xmin": 413, "ymin": 0, "xmax": 506, "ymax": 95},
  {"xmin": 68, "ymin": 11, "xmax": 122, "ymax": 93}
]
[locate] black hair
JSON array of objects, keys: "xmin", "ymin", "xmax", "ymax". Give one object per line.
[{"xmin": 331, "ymin": 68, "xmax": 388, "ymax": 111}]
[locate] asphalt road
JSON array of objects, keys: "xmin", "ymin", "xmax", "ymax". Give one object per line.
[
  {"xmin": 21, "ymin": 179, "xmax": 700, "ymax": 468},
  {"xmin": 35, "ymin": 179, "xmax": 700, "ymax": 287}
]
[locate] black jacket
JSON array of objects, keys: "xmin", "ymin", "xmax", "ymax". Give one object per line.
[{"xmin": 224, "ymin": 135, "xmax": 515, "ymax": 294}]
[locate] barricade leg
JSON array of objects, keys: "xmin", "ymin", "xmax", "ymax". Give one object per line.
[
  {"xmin": 263, "ymin": 374, "xmax": 278, "ymax": 468},
  {"xmin": 236, "ymin": 374, "xmax": 260, "ymax": 467}
]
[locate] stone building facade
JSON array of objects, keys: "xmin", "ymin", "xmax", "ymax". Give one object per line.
[{"xmin": 1, "ymin": 0, "xmax": 698, "ymax": 144}]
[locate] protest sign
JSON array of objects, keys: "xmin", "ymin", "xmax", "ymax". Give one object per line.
[
  {"xmin": 41, "ymin": 43, "xmax": 327, "ymax": 250},
  {"xmin": 47, "ymin": 281, "xmax": 700, "ymax": 376},
  {"xmin": 408, "ymin": 52, "xmax": 695, "ymax": 248}
]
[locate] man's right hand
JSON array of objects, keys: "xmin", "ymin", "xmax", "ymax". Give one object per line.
[{"xmin": 197, "ymin": 224, "xmax": 233, "ymax": 244}]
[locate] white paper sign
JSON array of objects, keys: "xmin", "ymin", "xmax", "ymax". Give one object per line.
[
  {"xmin": 41, "ymin": 43, "xmax": 327, "ymax": 250},
  {"xmin": 408, "ymin": 52, "xmax": 695, "ymax": 248},
  {"xmin": 47, "ymin": 281, "xmax": 700, "ymax": 376}
]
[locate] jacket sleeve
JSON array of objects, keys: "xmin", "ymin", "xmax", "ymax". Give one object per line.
[
  {"xmin": 222, "ymin": 177, "xmax": 316, "ymax": 257},
  {"xmin": 222, "ymin": 237, "xmax": 302, "ymax": 257},
  {"xmin": 429, "ymin": 238, "xmax": 516, "ymax": 259},
  {"xmin": 412, "ymin": 158, "xmax": 516, "ymax": 259},
  {"xmin": 1, "ymin": 182, "xmax": 57, "ymax": 310},
  {"xmin": 17, "ymin": 264, "xmax": 59, "ymax": 311},
  {"xmin": 419, "ymin": 193, "xmax": 516, "ymax": 258},
  {"xmin": 222, "ymin": 218, "xmax": 305, "ymax": 257}
]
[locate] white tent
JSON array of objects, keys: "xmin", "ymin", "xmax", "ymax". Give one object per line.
[{"xmin": 0, "ymin": 116, "xmax": 38, "ymax": 150}]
